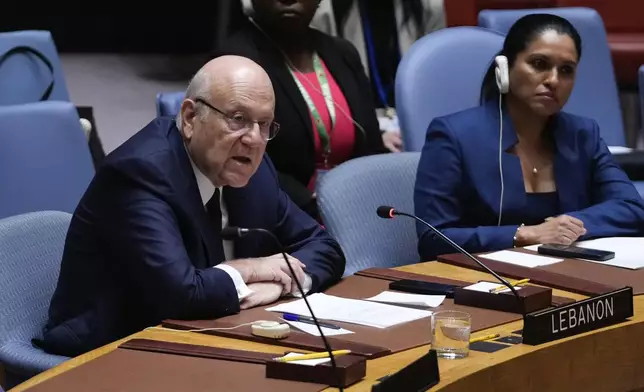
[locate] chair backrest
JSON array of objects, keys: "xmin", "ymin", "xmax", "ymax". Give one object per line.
[
  {"xmin": 639, "ymin": 65, "xmax": 644, "ymax": 139},
  {"xmin": 395, "ymin": 27, "xmax": 505, "ymax": 152},
  {"xmin": 0, "ymin": 30, "xmax": 70, "ymax": 105},
  {"xmin": 0, "ymin": 211, "xmax": 70, "ymax": 346},
  {"xmin": 0, "ymin": 211, "xmax": 71, "ymax": 386},
  {"xmin": 0, "ymin": 101, "xmax": 94, "ymax": 219},
  {"xmin": 478, "ymin": 7, "xmax": 625, "ymax": 146},
  {"xmin": 156, "ymin": 91, "xmax": 186, "ymax": 118},
  {"xmin": 317, "ymin": 152, "xmax": 421, "ymax": 276}
]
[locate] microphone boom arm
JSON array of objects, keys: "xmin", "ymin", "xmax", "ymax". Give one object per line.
[
  {"xmin": 393, "ymin": 211, "xmax": 520, "ymax": 298},
  {"xmin": 228, "ymin": 227, "xmax": 344, "ymax": 391}
]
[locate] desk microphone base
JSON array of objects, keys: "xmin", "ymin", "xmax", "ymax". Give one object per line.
[
  {"xmin": 454, "ymin": 284, "xmax": 552, "ymax": 314},
  {"xmin": 371, "ymin": 349, "xmax": 440, "ymax": 392}
]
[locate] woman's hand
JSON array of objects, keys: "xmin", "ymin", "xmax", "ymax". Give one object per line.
[
  {"xmin": 382, "ymin": 131, "xmax": 403, "ymax": 152},
  {"xmin": 516, "ymin": 215, "xmax": 587, "ymax": 246}
]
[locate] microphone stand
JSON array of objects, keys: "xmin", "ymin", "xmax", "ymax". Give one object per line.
[
  {"xmin": 380, "ymin": 208, "xmax": 520, "ymax": 299},
  {"xmin": 225, "ymin": 227, "xmax": 344, "ymax": 391}
]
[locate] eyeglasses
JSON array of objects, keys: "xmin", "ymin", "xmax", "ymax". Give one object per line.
[{"xmin": 195, "ymin": 98, "xmax": 280, "ymax": 141}]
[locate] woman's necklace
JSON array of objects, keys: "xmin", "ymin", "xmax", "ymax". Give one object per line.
[{"xmin": 516, "ymin": 144, "xmax": 551, "ymax": 176}]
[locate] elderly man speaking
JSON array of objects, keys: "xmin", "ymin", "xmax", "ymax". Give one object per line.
[{"xmin": 38, "ymin": 56, "xmax": 345, "ymax": 357}]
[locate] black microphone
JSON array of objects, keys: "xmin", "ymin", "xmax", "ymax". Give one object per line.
[
  {"xmin": 376, "ymin": 206, "xmax": 520, "ymax": 299},
  {"xmin": 220, "ymin": 226, "xmax": 343, "ymax": 391}
]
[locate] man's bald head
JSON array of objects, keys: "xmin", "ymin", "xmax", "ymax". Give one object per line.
[
  {"xmin": 178, "ymin": 55, "xmax": 277, "ymax": 188},
  {"xmin": 185, "ymin": 56, "xmax": 274, "ymax": 111}
]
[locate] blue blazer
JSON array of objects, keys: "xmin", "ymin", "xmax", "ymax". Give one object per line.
[
  {"xmin": 40, "ymin": 118, "xmax": 345, "ymax": 356},
  {"xmin": 415, "ymin": 101, "xmax": 644, "ymax": 260}
]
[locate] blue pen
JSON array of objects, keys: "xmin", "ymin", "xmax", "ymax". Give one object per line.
[{"xmin": 282, "ymin": 313, "xmax": 341, "ymax": 330}]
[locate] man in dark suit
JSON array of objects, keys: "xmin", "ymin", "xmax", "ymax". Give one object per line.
[{"xmin": 39, "ymin": 55, "xmax": 345, "ymax": 357}]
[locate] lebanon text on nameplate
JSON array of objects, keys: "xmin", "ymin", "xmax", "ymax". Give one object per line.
[{"xmin": 522, "ymin": 286, "xmax": 633, "ymax": 345}]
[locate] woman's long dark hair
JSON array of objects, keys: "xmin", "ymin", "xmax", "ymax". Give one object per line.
[{"xmin": 480, "ymin": 13, "xmax": 583, "ymax": 103}]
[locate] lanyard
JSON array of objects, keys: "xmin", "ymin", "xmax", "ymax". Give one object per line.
[{"xmin": 289, "ymin": 53, "xmax": 336, "ymax": 160}]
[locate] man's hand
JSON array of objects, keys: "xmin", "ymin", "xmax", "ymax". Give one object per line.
[
  {"xmin": 221, "ymin": 253, "xmax": 307, "ymax": 294},
  {"xmin": 240, "ymin": 282, "xmax": 284, "ymax": 309}
]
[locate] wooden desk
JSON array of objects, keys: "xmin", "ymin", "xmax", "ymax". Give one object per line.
[{"xmin": 12, "ymin": 262, "xmax": 644, "ymax": 392}]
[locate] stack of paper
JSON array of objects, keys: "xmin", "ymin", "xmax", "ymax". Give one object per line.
[
  {"xmin": 266, "ymin": 293, "xmax": 432, "ymax": 329},
  {"xmin": 481, "ymin": 250, "xmax": 563, "ymax": 268},
  {"xmin": 364, "ymin": 291, "xmax": 446, "ymax": 308}
]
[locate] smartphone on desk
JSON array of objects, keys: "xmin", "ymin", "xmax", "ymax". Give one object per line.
[
  {"xmin": 389, "ymin": 280, "xmax": 458, "ymax": 298},
  {"xmin": 537, "ymin": 243, "xmax": 615, "ymax": 261}
]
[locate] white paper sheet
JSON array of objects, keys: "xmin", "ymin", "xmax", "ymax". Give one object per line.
[
  {"xmin": 266, "ymin": 293, "xmax": 432, "ymax": 329},
  {"xmin": 575, "ymin": 238, "xmax": 644, "ymax": 269},
  {"xmin": 364, "ymin": 291, "xmax": 445, "ymax": 308},
  {"xmin": 273, "ymin": 352, "xmax": 330, "ymax": 366},
  {"xmin": 481, "ymin": 250, "xmax": 563, "ymax": 268},
  {"xmin": 464, "ymin": 281, "xmax": 524, "ymax": 294},
  {"xmin": 608, "ymin": 146, "xmax": 634, "ymax": 155},
  {"xmin": 525, "ymin": 238, "xmax": 644, "ymax": 270},
  {"xmin": 283, "ymin": 320, "xmax": 354, "ymax": 336}
]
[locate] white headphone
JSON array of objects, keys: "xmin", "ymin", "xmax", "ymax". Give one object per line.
[
  {"xmin": 494, "ymin": 55, "xmax": 509, "ymax": 226},
  {"xmin": 495, "ymin": 55, "xmax": 510, "ymax": 94}
]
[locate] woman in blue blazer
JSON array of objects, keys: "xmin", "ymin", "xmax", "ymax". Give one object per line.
[{"xmin": 415, "ymin": 14, "xmax": 644, "ymax": 260}]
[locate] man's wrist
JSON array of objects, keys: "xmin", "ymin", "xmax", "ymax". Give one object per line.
[
  {"xmin": 215, "ymin": 264, "xmax": 253, "ymax": 301},
  {"xmin": 291, "ymin": 274, "xmax": 313, "ymax": 298},
  {"xmin": 220, "ymin": 260, "xmax": 250, "ymax": 282}
]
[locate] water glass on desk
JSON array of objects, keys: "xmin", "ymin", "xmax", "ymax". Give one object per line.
[{"xmin": 431, "ymin": 311, "xmax": 471, "ymax": 359}]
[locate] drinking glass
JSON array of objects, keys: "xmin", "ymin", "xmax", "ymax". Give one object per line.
[{"xmin": 431, "ymin": 310, "xmax": 471, "ymax": 359}]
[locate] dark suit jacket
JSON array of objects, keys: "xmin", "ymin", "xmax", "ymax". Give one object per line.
[
  {"xmin": 214, "ymin": 23, "xmax": 387, "ymax": 216},
  {"xmin": 40, "ymin": 118, "xmax": 345, "ymax": 357},
  {"xmin": 415, "ymin": 101, "xmax": 644, "ymax": 260}
]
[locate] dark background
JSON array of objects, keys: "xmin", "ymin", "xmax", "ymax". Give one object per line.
[{"xmin": 0, "ymin": 13, "xmax": 223, "ymax": 53}]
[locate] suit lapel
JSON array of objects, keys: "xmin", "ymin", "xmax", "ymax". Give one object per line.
[
  {"xmin": 252, "ymin": 29, "xmax": 314, "ymax": 145},
  {"xmin": 168, "ymin": 126, "xmax": 221, "ymax": 268},
  {"xmin": 551, "ymin": 116, "xmax": 581, "ymax": 213}
]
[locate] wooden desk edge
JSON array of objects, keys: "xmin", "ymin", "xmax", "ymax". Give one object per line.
[{"xmin": 10, "ymin": 261, "xmax": 644, "ymax": 392}]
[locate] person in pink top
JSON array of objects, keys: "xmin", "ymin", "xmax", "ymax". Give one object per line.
[{"xmin": 214, "ymin": 0, "xmax": 402, "ymax": 220}]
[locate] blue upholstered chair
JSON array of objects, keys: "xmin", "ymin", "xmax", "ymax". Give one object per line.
[
  {"xmin": 395, "ymin": 27, "xmax": 505, "ymax": 152},
  {"xmin": 0, "ymin": 211, "xmax": 72, "ymax": 388},
  {"xmin": 640, "ymin": 65, "xmax": 644, "ymax": 141},
  {"xmin": 0, "ymin": 101, "xmax": 94, "ymax": 219},
  {"xmin": 156, "ymin": 91, "xmax": 185, "ymax": 117},
  {"xmin": 0, "ymin": 30, "xmax": 70, "ymax": 105},
  {"xmin": 317, "ymin": 152, "xmax": 421, "ymax": 276},
  {"xmin": 478, "ymin": 7, "xmax": 625, "ymax": 147}
]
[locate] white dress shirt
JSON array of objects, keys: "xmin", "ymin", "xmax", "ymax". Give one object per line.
[{"xmin": 188, "ymin": 156, "xmax": 311, "ymax": 301}]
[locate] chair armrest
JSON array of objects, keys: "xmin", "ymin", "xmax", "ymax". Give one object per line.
[
  {"xmin": 0, "ymin": 341, "xmax": 69, "ymax": 380},
  {"xmin": 612, "ymin": 149, "xmax": 644, "ymax": 181}
]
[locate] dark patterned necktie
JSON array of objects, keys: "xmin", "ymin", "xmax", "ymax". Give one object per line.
[{"xmin": 205, "ymin": 188, "xmax": 225, "ymax": 266}]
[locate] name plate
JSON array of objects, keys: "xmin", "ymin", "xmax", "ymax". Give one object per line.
[{"xmin": 523, "ymin": 286, "xmax": 633, "ymax": 345}]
